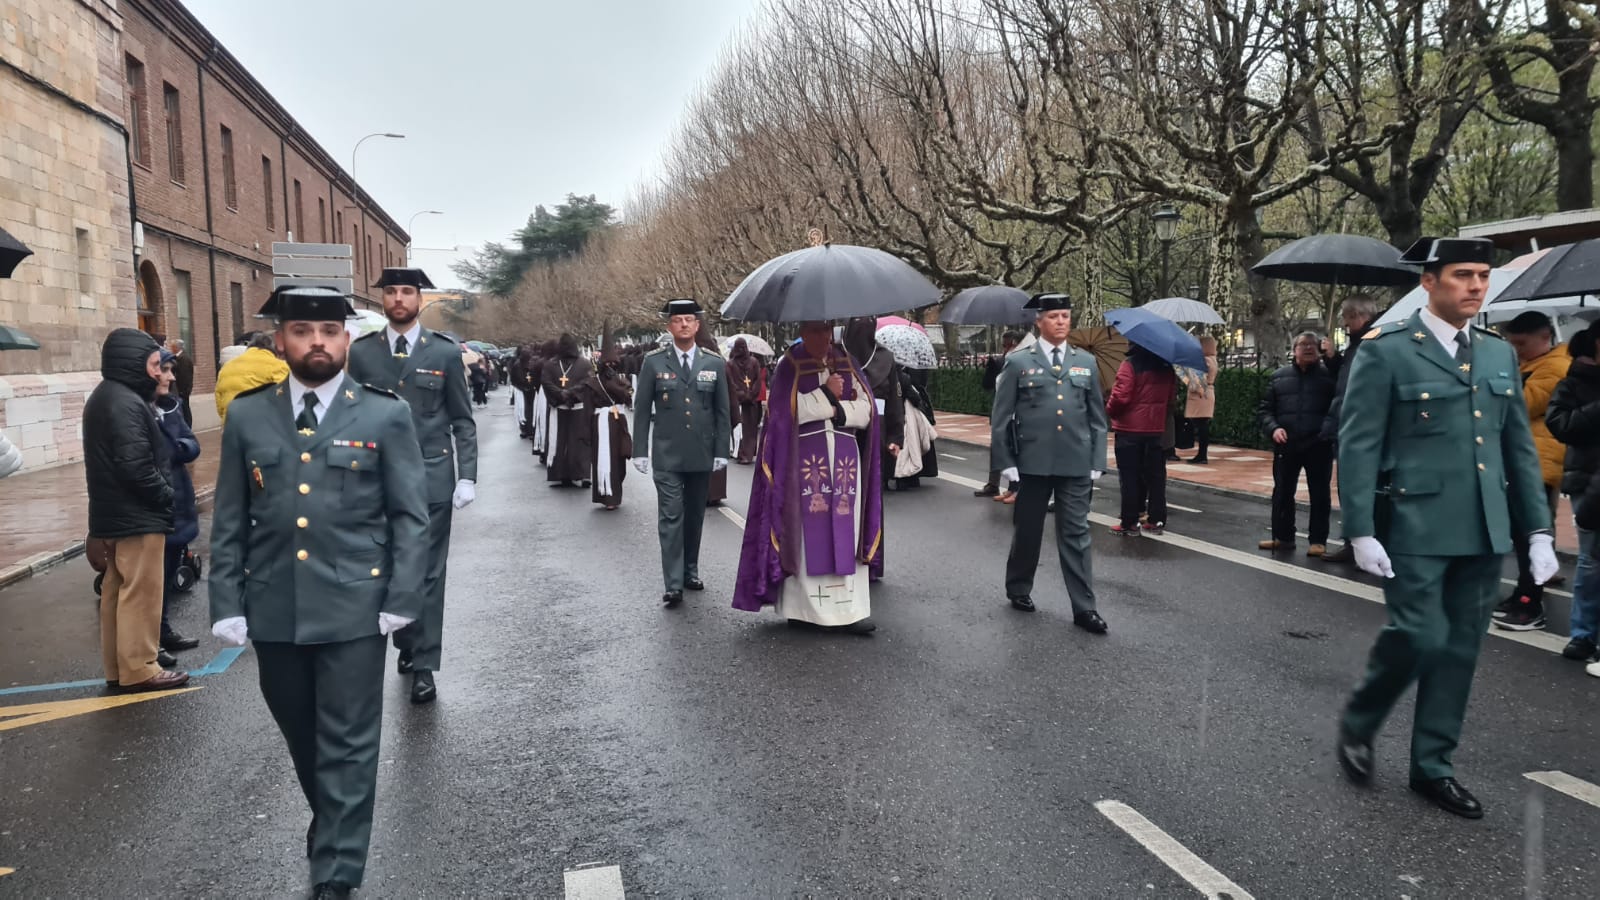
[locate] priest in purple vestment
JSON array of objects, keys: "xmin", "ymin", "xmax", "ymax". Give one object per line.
[{"xmin": 733, "ymin": 321, "xmax": 884, "ymax": 634}]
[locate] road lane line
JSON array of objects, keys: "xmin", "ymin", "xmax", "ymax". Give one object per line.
[
  {"xmin": 1169, "ymin": 503, "xmax": 1202, "ymax": 514},
  {"xmin": 718, "ymin": 506, "xmax": 747, "ymax": 529},
  {"xmin": 0, "ymin": 646, "xmax": 246, "ymax": 697},
  {"xmin": 1525, "ymin": 771, "xmax": 1600, "ymax": 810},
  {"xmin": 939, "ymin": 452, "xmax": 968, "ymax": 461},
  {"xmin": 937, "ymin": 472, "xmax": 1570, "ymax": 655},
  {"xmin": 564, "ymin": 863, "xmax": 625, "ymax": 899},
  {"xmin": 1094, "ymin": 800, "xmax": 1254, "ymax": 899},
  {"xmin": 0, "ymin": 867, "xmax": 12, "ymax": 877}
]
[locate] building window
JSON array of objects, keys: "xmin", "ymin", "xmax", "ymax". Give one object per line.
[
  {"xmin": 293, "ymin": 179, "xmax": 304, "ymax": 241},
  {"xmin": 229, "ymin": 282, "xmax": 245, "ymax": 339},
  {"xmin": 262, "ymin": 157, "xmax": 275, "ymax": 229},
  {"xmin": 163, "ymin": 83, "xmax": 184, "ymax": 183},
  {"xmin": 335, "ymin": 210, "xmax": 344, "ymax": 250},
  {"xmin": 318, "ymin": 198, "xmax": 327, "ymax": 243},
  {"xmin": 366, "ymin": 234, "xmax": 373, "ymax": 282},
  {"xmin": 125, "ymin": 56, "xmax": 149, "ymax": 166},
  {"xmin": 174, "ymin": 269, "xmax": 194, "ymax": 352},
  {"xmin": 353, "ymin": 223, "xmax": 361, "ymax": 279},
  {"xmin": 220, "ymin": 126, "xmax": 237, "ymax": 209},
  {"xmin": 75, "ymin": 228, "xmax": 93, "ymax": 295}
]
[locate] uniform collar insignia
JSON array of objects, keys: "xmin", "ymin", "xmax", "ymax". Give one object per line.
[{"xmin": 344, "ymin": 389, "xmax": 356, "ymax": 400}]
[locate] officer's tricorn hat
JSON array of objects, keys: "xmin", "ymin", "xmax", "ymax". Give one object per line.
[
  {"xmin": 662, "ymin": 298, "xmax": 703, "ymax": 317},
  {"xmin": 1024, "ymin": 292, "xmax": 1073, "ymax": 312},
  {"xmin": 257, "ymin": 285, "xmax": 357, "ymax": 322},
  {"xmin": 1398, "ymin": 237, "xmax": 1494, "ymax": 268},
  {"xmin": 372, "ymin": 267, "xmax": 436, "ymax": 290}
]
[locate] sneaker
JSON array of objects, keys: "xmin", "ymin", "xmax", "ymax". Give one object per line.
[
  {"xmin": 1562, "ymin": 637, "xmax": 1598, "ymax": 660},
  {"xmin": 1493, "ymin": 597, "xmax": 1545, "ymax": 632},
  {"xmin": 1111, "ymin": 525, "xmax": 1141, "ymax": 537},
  {"xmin": 1491, "ymin": 594, "xmax": 1519, "ymax": 621},
  {"xmin": 1587, "ymin": 659, "xmax": 1600, "ymax": 678},
  {"xmin": 1141, "ymin": 521, "xmax": 1165, "ymax": 535}
]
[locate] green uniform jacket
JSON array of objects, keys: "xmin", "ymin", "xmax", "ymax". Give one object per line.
[
  {"xmin": 1337, "ymin": 311, "xmax": 1547, "ymax": 556},
  {"xmin": 634, "ymin": 347, "xmax": 732, "ymax": 472},
  {"xmin": 209, "ymin": 378, "xmax": 430, "ymax": 643},
  {"xmin": 347, "ymin": 328, "xmax": 478, "ymax": 506},
  {"xmin": 989, "ymin": 343, "xmax": 1109, "ymax": 477}
]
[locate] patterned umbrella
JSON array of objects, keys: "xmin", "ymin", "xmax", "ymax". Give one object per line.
[
  {"xmin": 720, "ymin": 333, "xmax": 775, "ymax": 357},
  {"xmin": 1142, "ymin": 297, "xmax": 1223, "ymax": 325},
  {"xmin": 874, "ymin": 323, "xmax": 937, "ymax": 368}
]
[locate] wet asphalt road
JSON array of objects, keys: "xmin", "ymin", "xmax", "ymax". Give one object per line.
[{"xmin": 2, "ymin": 391, "xmax": 1598, "ymax": 899}]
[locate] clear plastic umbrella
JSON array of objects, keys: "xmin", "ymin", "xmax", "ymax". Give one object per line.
[{"xmin": 1142, "ymin": 297, "xmax": 1224, "ymax": 325}]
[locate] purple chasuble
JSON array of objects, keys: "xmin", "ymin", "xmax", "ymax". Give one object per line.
[{"xmin": 732, "ymin": 342, "xmax": 885, "ymax": 611}]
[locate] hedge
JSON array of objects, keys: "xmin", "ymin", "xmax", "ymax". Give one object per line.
[{"xmin": 928, "ymin": 364, "xmax": 1275, "ymax": 450}]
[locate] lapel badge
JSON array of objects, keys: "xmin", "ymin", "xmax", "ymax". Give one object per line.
[
  {"xmin": 1413, "ymin": 331, "xmax": 1426, "ymax": 340},
  {"xmin": 298, "ymin": 427, "xmax": 316, "ymax": 437},
  {"xmin": 344, "ymin": 389, "xmax": 356, "ymax": 400},
  {"xmin": 1459, "ymin": 363, "xmax": 1471, "ymax": 373},
  {"xmin": 275, "ymin": 387, "xmax": 284, "ymax": 396}
]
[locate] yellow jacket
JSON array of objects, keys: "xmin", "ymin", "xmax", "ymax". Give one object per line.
[
  {"xmin": 1521, "ymin": 344, "xmax": 1570, "ymax": 488},
  {"xmin": 215, "ymin": 347, "xmax": 289, "ymax": 426}
]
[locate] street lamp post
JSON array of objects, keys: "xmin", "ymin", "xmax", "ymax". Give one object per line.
[
  {"xmin": 406, "ymin": 210, "xmax": 443, "ymax": 263},
  {"xmin": 350, "ymin": 132, "xmax": 404, "ymax": 186},
  {"xmin": 1152, "ymin": 202, "xmax": 1182, "ymax": 300}
]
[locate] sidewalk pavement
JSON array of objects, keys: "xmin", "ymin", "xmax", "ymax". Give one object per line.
[
  {"xmin": 0, "ymin": 427, "xmax": 221, "ymax": 588},
  {"xmin": 935, "ymin": 411, "xmax": 1580, "ymax": 555}
]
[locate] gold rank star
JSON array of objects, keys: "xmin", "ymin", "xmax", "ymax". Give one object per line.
[
  {"xmin": 345, "ymin": 389, "xmax": 356, "ymax": 400},
  {"xmin": 1414, "ymin": 331, "xmax": 1426, "ymax": 340},
  {"xmin": 1459, "ymin": 363, "xmax": 1471, "ymax": 373}
]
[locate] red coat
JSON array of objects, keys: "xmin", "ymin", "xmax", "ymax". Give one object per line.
[{"xmin": 1105, "ymin": 360, "xmax": 1174, "ymax": 434}]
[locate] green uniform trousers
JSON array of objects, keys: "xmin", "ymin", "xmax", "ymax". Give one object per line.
[
  {"xmin": 256, "ymin": 634, "xmax": 386, "ymax": 888},
  {"xmin": 1005, "ymin": 475, "xmax": 1098, "ymax": 615},
  {"xmin": 653, "ymin": 469, "xmax": 709, "ymax": 592},
  {"xmin": 393, "ymin": 500, "xmax": 450, "ymax": 671},
  {"xmin": 1341, "ymin": 553, "xmax": 1501, "ymax": 781}
]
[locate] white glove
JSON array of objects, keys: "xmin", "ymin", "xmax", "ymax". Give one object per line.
[
  {"xmin": 212, "ymin": 616, "xmax": 248, "ymax": 646},
  {"xmin": 1089, "ymin": 470, "xmax": 1103, "ymax": 481},
  {"xmin": 378, "ymin": 612, "xmax": 415, "ymax": 636},
  {"xmin": 713, "ymin": 457, "xmax": 729, "ymax": 472},
  {"xmin": 1350, "ymin": 536, "xmax": 1395, "ymax": 579},
  {"xmin": 632, "ymin": 457, "xmax": 651, "ymax": 475},
  {"xmin": 1001, "ymin": 467, "xmax": 1019, "ymax": 484},
  {"xmin": 1529, "ymin": 533, "xmax": 1559, "ymax": 585},
  {"xmin": 452, "ymin": 479, "xmax": 476, "ymax": 510}
]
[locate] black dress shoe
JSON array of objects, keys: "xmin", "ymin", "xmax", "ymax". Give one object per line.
[
  {"xmin": 160, "ymin": 632, "xmax": 200, "ymax": 652},
  {"xmin": 1410, "ymin": 776, "xmax": 1484, "ymax": 819},
  {"xmin": 310, "ymin": 881, "xmax": 353, "ymax": 899},
  {"xmin": 410, "ymin": 670, "xmax": 437, "ymax": 705},
  {"xmin": 1336, "ymin": 729, "xmax": 1374, "ymax": 785},
  {"xmin": 835, "ymin": 618, "xmax": 877, "ymax": 635},
  {"xmin": 157, "ymin": 649, "xmax": 177, "ymax": 668},
  {"xmin": 974, "ymin": 484, "xmax": 999, "ymax": 497},
  {"xmin": 396, "ymin": 653, "xmax": 414, "ymax": 675},
  {"xmin": 684, "ymin": 577, "xmax": 705, "ymax": 591},
  {"xmin": 663, "ymin": 591, "xmax": 683, "ymax": 607},
  {"xmin": 1009, "ymin": 595, "xmax": 1036, "ymax": 612},
  {"xmin": 1073, "ymin": 610, "xmax": 1108, "ymax": 633}
]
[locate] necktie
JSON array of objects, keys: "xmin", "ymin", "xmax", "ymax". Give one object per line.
[
  {"xmin": 394, "ymin": 335, "xmax": 408, "ymax": 357},
  {"xmin": 1051, "ymin": 347, "xmax": 1062, "ymax": 369},
  {"xmin": 296, "ymin": 392, "xmax": 320, "ymax": 432},
  {"xmin": 1454, "ymin": 332, "xmax": 1472, "ymax": 372},
  {"xmin": 682, "ymin": 353, "xmax": 691, "ymax": 372}
]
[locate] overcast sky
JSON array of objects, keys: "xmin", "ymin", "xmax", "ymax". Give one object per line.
[{"xmin": 183, "ymin": 0, "xmax": 762, "ymax": 290}]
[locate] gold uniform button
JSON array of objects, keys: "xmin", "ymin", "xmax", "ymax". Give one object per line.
[
  {"xmin": 1057, "ymin": 394, "xmax": 1064, "ymax": 400},
  {"xmin": 1475, "ymin": 436, "xmax": 1483, "ymax": 445},
  {"xmin": 350, "ymin": 461, "xmax": 359, "ymax": 469},
  {"xmin": 1420, "ymin": 392, "xmax": 1430, "ymax": 400},
  {"xmin": 296, "ymin": 517, "xmax": 308, "ymax": 528},
  {"xmin": 1477, "ymin": 463, "xmax": 1486, "ymax": 471},
  {"xmin": 296, "ymin": 549, "xmax": 309, "ymax": 561},
  {"xmin": 1056, "ymin": 410, "xmax": 1063, "ymax": 416},
  {"xmin": 370, "ymin": 568, "xmax": 381, "ymax": 577},
  {"xmin": 1474, "ymin": 410, "xmax": 1482, "ymax": 418},
  {"xmin": 300, "ymin": 452, "xmax": 311, "ymax": 463},
  {"xmin": 442, "ymin": 448, "xmax": 449, "ymax": 456},
  {"xmin": 298, "ymin": 483, "xmax": 310, "ymax": 494},
  {"xmin": 1056, "ymin": 425, "xmax": 1063, "ymax": 431},
  {"xmin": 398, "ymin": 380, "xmax": 405, "ymax": 387}
]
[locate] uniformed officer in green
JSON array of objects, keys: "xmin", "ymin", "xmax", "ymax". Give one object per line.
[
  {"xmin": 1336, "ymin": 237, "xmax": 1556, "ymax": 819},
  {"xmin": 346, "ymin": 267, "xmax": 478, "ymax": 704},
  {"xmin": 209, "ymin": 286, "xmax": 429, "ymax": 899},
  {"xmin": 989, "ymin": 292, "xmax": 1110, "ymax": 631},
  {"xmin": 632, "ymin": 299, "xmax": 732, "ymax": 606}
]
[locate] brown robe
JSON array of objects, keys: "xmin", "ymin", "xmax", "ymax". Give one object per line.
[
  {"xmin": 577, "ymin": 366, "xmax": 634, "ymax": 506},
  {"xmin": 542, "ymin": 354, "xmax": 595, "ymax": 484}
]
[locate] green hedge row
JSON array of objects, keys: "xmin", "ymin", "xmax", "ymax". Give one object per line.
[{"xmin": 927, "ymin": 364, "xmax": 1274, "ymax": 450}]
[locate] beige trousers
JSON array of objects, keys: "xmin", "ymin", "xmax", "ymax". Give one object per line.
[{"xmin": 99, "ymin": 532, "xmax": 166, "ymax": 684}]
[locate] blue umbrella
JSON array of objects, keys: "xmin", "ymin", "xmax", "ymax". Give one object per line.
[{"xmin": 1103, "ymin": 307, "xmax": 1206, "ymax": 369}]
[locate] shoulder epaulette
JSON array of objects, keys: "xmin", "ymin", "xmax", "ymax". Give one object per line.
[
  {"xmin": 234, "ymin": 381, "xmax": 280, "ymax": 401},
  {"xmin": 429, "ymin": 330, "xmax": 458, "ymax": 344},
  {"xmin": 360, "ymin": 382, "xmax": 400, "ymax": 399},
  {"xmin": 352, "ymin": 330, "xmax": 383, "ymax": 343},
  {"xmin": 1471, "ymin": 323, "xmax": 1503, "ymax": 339},
  {"xmin": 702, "ymin": 348, "xmax": 722, "ymax": 358},
  {"xmin": 646, "ymin": 347, "xmax": 667, "ymax": 357},
  {"xmin": 1362, "ymin": 322, "xmax": 1408, "ymax": 340}
]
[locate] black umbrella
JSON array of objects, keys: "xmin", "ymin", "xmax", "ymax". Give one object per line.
[
  {"xmin": 1493, "ymin": 240, "xmax": 1600, "ymax": 304},
  {"xmin": 1252, "ymin": 234, "xmax": 1419, "ymax": 287},
  {"xmin": 0, "ymin": 225, "xmax": 33, "ymax": 278},
  {"xmin": 0, "ymin": 325, "xmax": 40, "ymax": 351},
  {"xmin": 719, "ymin": 244, "xmax": 942, "ymax": 322},
  {"xmin": 938, "ymin": 285, "xmax": 1035, "ymax": 326}
]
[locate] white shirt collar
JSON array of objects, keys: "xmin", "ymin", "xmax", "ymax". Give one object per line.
[
  {"xmin": 673, "ymin": 344, "xmax": 697, "ymax": 367},
  {"xmin": 288, "ymin": 371, "xmax": 346, "ymax": 422},
  {"xmin": 386, "ymin": 322, "xmax": 421, "ymax": 353},
  {"xmin": 1417, "ymin": 305, "xmax": 1470, "ymax": 356},
  {"xmin": 1036, "ymin": 336, "xmax": 1068, "ymax": 359}
]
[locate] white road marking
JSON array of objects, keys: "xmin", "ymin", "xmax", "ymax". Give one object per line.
[
  {"xmin": 1094, "ymin": 800, "xmax": 1254, "ymax": 899},
  {"xmin": 1525, "ymin": 771, "xmax": 1600, "ymax": 810},
  {"xmin": 718, "ymin": 506, "xmax": 747, "ymax": 529},
  {"xmin": 564, "ymin": 864, "xmax": 626, "ymax": 899},
  {"xmin": 938, "ymin": 471, "xmax": 1570, "ymax": 655},
  {"xmin": 1169, "ymin": 503, "xmax": 1202, "ymax": 514},
  {"xmin": 939, "ymin": 452, "xmax": 968, "ymax": 461},
  {"xmin": 1500, "ymin": 577, "xmax": 1573, "ymax": 600}
]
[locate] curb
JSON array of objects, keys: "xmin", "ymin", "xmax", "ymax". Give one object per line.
[{"xmin": 0, "ymin": 487, "xmax": 215, "ymax": 591}]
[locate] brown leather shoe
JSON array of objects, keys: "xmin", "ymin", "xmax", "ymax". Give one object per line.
[
  {"xmin": 1001, "ymin": 492, "xmax": 1018, "ymax": 504},
  {"xmin": 118, "ymin": 670, "xmax": 190, "ymax": 692},
  {"xmin": 1307, "ymin": 544, "xmax": 1326, "ymax": 557},
  {"xmin": 1259, "ymin": 539, "xmax": 1292, "ymax": 551},
  {"xmin": 993, "ymin": 491, "xmax": 1013, "ymax": 502}
]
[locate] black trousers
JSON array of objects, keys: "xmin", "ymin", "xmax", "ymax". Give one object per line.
[
  {"xmin": 256, "ymin": 634, "xmax": 387, "ymax": 888},
  {"xmin": 1271, "ymin": 441, "xmax": 1334, "ymax": 544},
  {"xmin": 1114, "ymin": 433, "xmax": 1167, "ymax": 527},
  {"xmin": 1191, "ymin": 418, "xmax": 1211, "ymax": 459},
  {"xmin": 1511, "ymin": 484, "xmax": 1560, "ymax": 601}
]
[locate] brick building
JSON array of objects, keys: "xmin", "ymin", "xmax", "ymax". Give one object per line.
[{"xmin": 0, "ymin": 0, "xmax": 407, "ymax": 472}]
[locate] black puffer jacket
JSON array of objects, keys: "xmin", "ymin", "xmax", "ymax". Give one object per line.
[
  {"xmin": 1258, "ymin": 361, "xmax": 1338, "ymax": 446},
  {"xmin": 83, "ymin": 328, "xmax": 173, "ymax": 538},
  {"xmin": 1546, "ymin": 357, "xmax": 1600, "ymax": 529}
]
